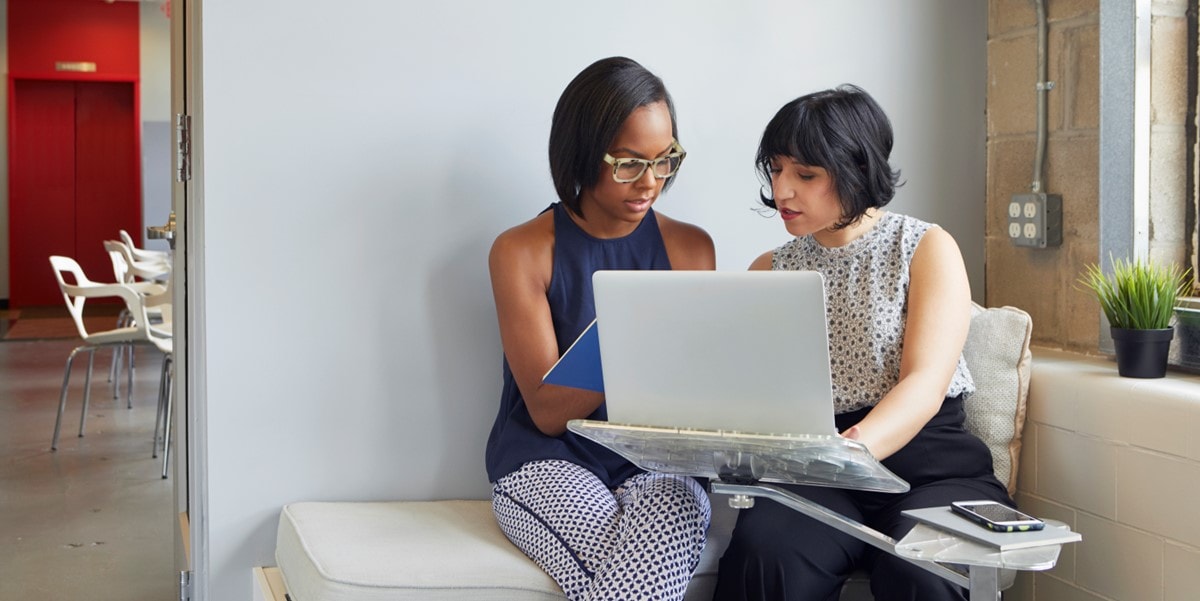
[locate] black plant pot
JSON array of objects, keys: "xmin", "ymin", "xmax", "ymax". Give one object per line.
[{"xmin": 1110, "ymin": 327, "xmax": 1174, "ymax": 378}]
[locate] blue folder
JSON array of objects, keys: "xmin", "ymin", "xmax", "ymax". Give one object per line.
[{"xmin": 541, "ymin": 319, "xmax": 604, "ymax": 392}]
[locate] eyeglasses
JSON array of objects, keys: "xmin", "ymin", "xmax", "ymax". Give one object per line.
[{"xmin": 602, "ymin": 140, "xmax": 687, "ymax": 183}]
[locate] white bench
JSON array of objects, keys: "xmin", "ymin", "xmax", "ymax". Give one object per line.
[
  {"xmin": 267, "ymin": 496, "xmax": 738, "ymax": 601},
  {"xmin": 262, "ymin": 305, "xmax": 1030, "ymax": 601}
]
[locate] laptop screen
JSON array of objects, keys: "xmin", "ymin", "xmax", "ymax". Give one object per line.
[{"xmin": 591, "ymin": 270, "xmax": 836, "ymax": 436}]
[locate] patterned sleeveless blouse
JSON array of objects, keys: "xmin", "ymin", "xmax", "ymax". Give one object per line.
[{"xmin": 771, "ymin": 212, "xmax": 974, "ymax": 414}]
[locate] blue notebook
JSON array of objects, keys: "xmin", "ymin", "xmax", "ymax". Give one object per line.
[{"xmin": 541, "ymin": 319, "xmax": 604, "ymax": 393}]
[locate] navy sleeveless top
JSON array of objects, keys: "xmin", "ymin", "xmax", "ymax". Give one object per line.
[{"xmin": 485, "ymin": 202, "xmax": 672, "ymax": 487}]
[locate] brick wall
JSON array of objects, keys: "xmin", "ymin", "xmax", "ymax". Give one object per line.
[
  {"xmin": 985, "ymin": 0, "xmax": 1191, "ymax": 353},
  {"xmin": 986, "ymin": 0, "xmax": 1101, "ymax": 352}
]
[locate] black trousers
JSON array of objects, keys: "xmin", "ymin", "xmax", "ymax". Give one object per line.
[{"xmin": 713, "ymin": 396, "xmax": 1013, "ymax": 601}]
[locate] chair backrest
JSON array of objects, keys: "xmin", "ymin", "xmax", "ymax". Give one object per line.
[
  {"xmin": 49, "ymin": 255, "xmax": 154, "ymax": 342},
  {"xmin": 105, "ymin": 238, "xmax": 171, "ymax": 290},
  {"xmin": 120, "ymin": 229, "xmax": 171, "ymax": 264},
  {"xmin": 102, "ymin": 241, "xmax": 172, "ymax": 316},
  {"xmin": 118, "ymin": 229, "xmax": 141, "ymax": 256},
  {"xmin": 104, "ymin": 240, "xmax": 135, "ymax": 285},
  {"xmin": 49, "ymin": 256, "xmax": 102, "ymax": 339}
]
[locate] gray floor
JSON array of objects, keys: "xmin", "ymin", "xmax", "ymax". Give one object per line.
[{"xmin": 0, "ymin": 339, "xmax": 176, "ymax": 601}]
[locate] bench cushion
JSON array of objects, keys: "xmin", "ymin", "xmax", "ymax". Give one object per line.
[
  {"xmin": 276, "ymin": 498, "xmax": 736, "ymax": 601},
  {"xmin": 277, "ymin": 500, "xmax": 564, "ymax": 601}
]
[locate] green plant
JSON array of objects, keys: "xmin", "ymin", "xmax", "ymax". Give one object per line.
[{"xmin": 1079, "ymin": 256, "xmax": 1192, "ymax": 330}]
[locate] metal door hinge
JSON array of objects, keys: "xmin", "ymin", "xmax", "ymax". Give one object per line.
[
  {"xmin": 176, "ymin": 114, "xmax": 192, "ymax": 183},
  {"xmin": 179, "ymin": 570, "xmax": 193, "ymax": 601}
]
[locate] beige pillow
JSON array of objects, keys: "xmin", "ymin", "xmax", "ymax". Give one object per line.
[{"xmin": 961, "ymin": 303, "xmax": 1032, "ymax": 496}]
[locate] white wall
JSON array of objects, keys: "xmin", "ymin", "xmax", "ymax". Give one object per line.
[{"xmin": 197, "ymin": 2, "xmax": 987, "ymax": 599}]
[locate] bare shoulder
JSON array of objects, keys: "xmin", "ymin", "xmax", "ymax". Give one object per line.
[
  {"xmin": 909, "ymin": 225, "xmax": 969, "ymax": 296},
  {"xmin": 656, "ymin": 211, "xmax": 715, "ymax": 270},
  {"xmin": 912, "ymin": 226, "xmax": 964, "ymax": 267},
  {"xmin": 489, "ymin": 212, "xmax": 554, "ymax": 261},
  {"xmin": 748, "ymin": 250, "xmax": 774, "ymax": 271},
  {"xmin": 489, "ymin": 210, "xmax": 555, "ymax": 278}
]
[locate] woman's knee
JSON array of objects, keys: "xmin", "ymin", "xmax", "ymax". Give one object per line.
[{"xmin": 624, "ymin": 474, "xmax": 712, "ymax": 527}]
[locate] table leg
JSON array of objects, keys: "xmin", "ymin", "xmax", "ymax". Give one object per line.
[{"xmin": 968, "ymin": 565, "xmax": 1001, "ymax": 601}]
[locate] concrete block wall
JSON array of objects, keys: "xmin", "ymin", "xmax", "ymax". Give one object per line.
[
  {"xmin": 1148, "ymin": 1, "xmax": 1193, "ymax": 272},
  {"xmin": 985, "ymin": 0, "xmax": 1101, "ymax": 352},
  {"xmin": 985, "ymin": 0, "xmax": 1193, "ymax": 352},
  {"xmin": 1006, "ymin": 350, "xmax": 1200, "ymax": 601}
]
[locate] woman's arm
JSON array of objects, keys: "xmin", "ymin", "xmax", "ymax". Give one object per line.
[
  {"xmin": 748, "ymin": 251, "xmax": 773, "ymax": 271},
  {"xmin": 489, "ymin": 220, "xmax": 605, "ymax": 437},
  {"xmin": 841, "ymin": 227, "xmax": 972, "ymax": 460}
]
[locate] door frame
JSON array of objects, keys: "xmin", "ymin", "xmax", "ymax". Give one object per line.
[{"xmin": 171, "ymin": 0, "xmax": 210, "ymax": 597}]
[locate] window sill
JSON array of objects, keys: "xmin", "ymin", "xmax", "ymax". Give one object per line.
[{"xmin": 1028, "ymin": 348, "xmax": 1200, "ymax": 462}]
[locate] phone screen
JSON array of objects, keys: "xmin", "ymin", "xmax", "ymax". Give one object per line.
[{"xmin": 966, "ymin": 503, "xmax": 1032, "ymax": 523}]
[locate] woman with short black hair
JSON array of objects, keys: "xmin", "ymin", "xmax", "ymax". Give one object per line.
[{"xmin": 714, "ymin": 85, "xmax": 1013, "ymax": 601}]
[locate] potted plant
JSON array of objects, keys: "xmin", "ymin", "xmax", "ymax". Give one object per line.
[{"xmin": 1079, "ymin": 256, "xmax": 1191, "ymax": 378}]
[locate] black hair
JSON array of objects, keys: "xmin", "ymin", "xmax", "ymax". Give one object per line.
[
  {"xmin": 548, "ymin": 57, "xmax": 678, "ymax": 217},
  {"xmin": 756, "ymin": 84, "xmax": 902, "ymax": 229}
]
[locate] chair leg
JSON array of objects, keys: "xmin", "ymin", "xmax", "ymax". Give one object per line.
[
  {"xmin": 51, "ymin": 347, "xmax": 83, "ymax": 451},
  {"xmin": 78, "ymin": 349, "xmax": 96, "ymax": 438},
  {"xmin": 125, "ymin": 344, "xmax": 134, "ymax": 409},
  {"xmin": 108, "ymin": 310, "xmax": 131, "ymax": 385},
  {"xmin": 111, "ymin": 342, "xmax": 123, "ymax": 400},
  {"xmin": 108, "ymin": 347, "xmax": 118, "ymax": 385},
  {"xmin": 161, "ymin": 355, "xmax": 174, "ymax": 479},
  {"xmin": 153, "ymin": 354, "xmax": 169, "ymax": 458}
]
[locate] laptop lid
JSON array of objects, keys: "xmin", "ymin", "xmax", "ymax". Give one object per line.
[{"xmin": 591, "ymin": 270, "xmax": 836, "ymax": 436}]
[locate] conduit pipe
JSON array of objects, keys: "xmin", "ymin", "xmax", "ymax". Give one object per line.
[{"xmin": 1032, "ymin": 0, "xmax": 1053, "ymax": 193}]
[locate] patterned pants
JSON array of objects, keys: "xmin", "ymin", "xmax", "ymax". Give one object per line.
[{"xmin": 492, "ymin": 460, "xmax": 711, "ymax": 601}]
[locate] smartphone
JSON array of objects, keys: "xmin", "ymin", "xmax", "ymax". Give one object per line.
[{"xmin": 951, "ymin": 500, "xmax": 1045, "ymax": 532}]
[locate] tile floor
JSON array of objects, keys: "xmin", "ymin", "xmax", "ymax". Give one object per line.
[{"xmin": 0, "ymin": 338, "xmax": 176, "ymax": 600}]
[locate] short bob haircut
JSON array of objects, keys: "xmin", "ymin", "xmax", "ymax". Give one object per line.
[
  {"xmin": 756, "ymin": 84, "xmax": 902, "ymax": 230},
  {"xmin": 549, "ymin": 57, "xmax": 679, "ymax": 217}
]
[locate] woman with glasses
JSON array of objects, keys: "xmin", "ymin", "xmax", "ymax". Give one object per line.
[
  {"xmin": 712, "ymin": 85, "xmax": 1013, "ymax": 601},
  {"xmin": 484, "ymin": 56, "xmax": 715, "ymax": 601}
]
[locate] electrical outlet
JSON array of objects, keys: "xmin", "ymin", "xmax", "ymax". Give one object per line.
[{"xmin": 1007, "ymin": 193, "xmax": 1062, "ymax": 248}]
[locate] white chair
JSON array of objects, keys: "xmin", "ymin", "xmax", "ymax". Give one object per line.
[
  {"xmin": 103, "ymin": 239, "xmax": 173, "ymax": 404},
  {"xmin": 48, "ymin": 256, "xmax": 173, "ymax": 453}
]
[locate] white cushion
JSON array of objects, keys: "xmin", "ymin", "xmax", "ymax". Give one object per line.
[
  {"xmin": 277, "ymin": 501, "xmax": 564, "ymax": 601},
  {"xmin": 276, "ymin": 498, "xmax": 736, "ymax": 601},
  {"xmin": 962, "ymin": 303, "xmax": 1033, "ymax": 495}
]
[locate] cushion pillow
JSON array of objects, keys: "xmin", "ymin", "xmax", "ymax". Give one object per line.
[{"xmin": 961, "ymin": 303, "xmax": 1033, "ymax": 495}]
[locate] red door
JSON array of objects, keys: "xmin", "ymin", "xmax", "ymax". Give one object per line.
[{"xmin": 9, "ymin": 79, "xmax": 141, "ymax": 307}]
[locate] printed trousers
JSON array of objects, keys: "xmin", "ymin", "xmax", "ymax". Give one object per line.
[{"xmin": 492, "ymin": 460, "xmax": 711, "ymax": 601}]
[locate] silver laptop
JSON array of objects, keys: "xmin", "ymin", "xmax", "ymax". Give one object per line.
[
  {"xmin": 567, "ymin": 270, "xmax": 908, "ymax": 492},
  {"xmin": 592, "ymin": 269, "xmax": 836, "ymax": 436}
]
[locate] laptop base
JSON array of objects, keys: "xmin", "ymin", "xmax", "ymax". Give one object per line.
[{"xmin": 567, "ymin": 419, "xmax": 909, "ymax": 494}]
